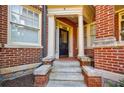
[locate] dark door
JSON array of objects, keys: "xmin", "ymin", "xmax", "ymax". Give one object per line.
[{"xmin": 59, "ymin": 28, "xmax": 69, "ymax": 57}]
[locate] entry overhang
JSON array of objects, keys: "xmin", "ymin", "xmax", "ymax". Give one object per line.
[{"xmin": 47, "ymin": 7, "xmax": 83, "ymax": 16}]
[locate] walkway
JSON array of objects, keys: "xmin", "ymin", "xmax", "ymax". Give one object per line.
[{"xmin": 47, "ymin": 58, "xmax": 86, "ymax": 87}]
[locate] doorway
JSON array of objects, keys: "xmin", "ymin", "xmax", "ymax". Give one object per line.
[{"xmin": 59, "ymin": 28, "xmax": 69, "ymax": 57}]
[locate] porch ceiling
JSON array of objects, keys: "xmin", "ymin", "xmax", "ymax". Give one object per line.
[
  {"xmin": 115, "ymin": 5, "xmax": 124, "ymax": 12},
  {"xmin": 57, "ymin": 16, "xmax": 86, "ymax": 25},
  {"xmin": 65, "ymin": 16, "xmax": 78, "ymax": 24},
  {"xmin": 83, "ymin": 5, "xmax": 95, "ymax": 24}
]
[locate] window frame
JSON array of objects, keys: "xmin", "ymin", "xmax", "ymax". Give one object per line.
[
  {"xmin": 90, "ymin": 23, "xmax": 96, "ymax": 47},
  {"xmin": 84, "ymin": 22, "xmax": 96, "ymax": 49},
  {"xmin": 7, "ymin": 5, "xmax": 42, "ymax": 48},
  {"xmin": 119, "ymin": 11, "xmax": 124, "ymax": 42}
]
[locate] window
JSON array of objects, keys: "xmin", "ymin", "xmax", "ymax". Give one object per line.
[
  {"xmin": 90, "ymin": 24, "xmax": 96, "ymax": 46},
  {"xmin": 83, "ymin": 23, "xmax": 96, "ymax": 48},
  {"xmin": 119, "ymin": 12, "xmax": 124, "ymax": 41},
  {"xmin": 9, "ymin": 5, "xmax": 41, "ymax": 46}
]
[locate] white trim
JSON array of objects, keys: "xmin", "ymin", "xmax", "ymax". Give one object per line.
[
  {"xmin": 95, "ymin": 68, "xmax": 124, "ymax": 82},
  {"xmin": 90, "ymin": 40, "xmax": 124, "ymax": 48},
  {"xmin": 93, "ymin": 36, "xmax": 116, "ymax": 48},
  {"xmin": 47, "ymin": 7, "xmax": 83, "ymax": 58},
  {"xmin": 82, "ymin": 66, "xmax": 124, "ymax": 82},
  {"xmin": 56, "ymin": 20, "xmax": 73, "ymax": 57},
  {"xmin": 118, "ymin": 11, "xmax": 124, "ymax": 41},
  {"xmin": 115, "ymin": 40, "xmax": 124, "ymax": 46},
  {"xmin": 4, "ymin": 44, "xmax": 43, "ymax": 48},
  {"xmin": 0, "ymin": 63, "xmax": 42, "ymax": 74},
  {"xmin": 48, "ymin": 7, "xmax": 82, "ymax": 16},
  {"xmin": 69, "ymin": 27, "xmax": 73, "ymax": 57},
  {"xmin": 33, "ymin": 65, "xmax": 51, "ymax": 75},
  {"xmin": 7, "ymin": 5, "xmax": 11, "ymax": 47},
  {"xmin": 84, "ymin": 22, "xmax": 96, "ymax": 49},
  {"xmin": 39, "ymin": 11, "xmax": 42, "ymax": 48},
  {"xmin": 7, "ymin": 5, "xmax": 42, "ymax": 48}
]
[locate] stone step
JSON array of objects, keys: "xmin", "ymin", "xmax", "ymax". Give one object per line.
[
  {"xmin": 53, "ymin": 61, "xmax": 80, "ymax": 67},
  {"xmin": 52, "ymin": 67, "xmax": 82, "ymax": 73},
  {"xmin": 47, "ymin": 80, "xmax": 86, "ymax": 87},
  {"xmin": 49, "ymin": 72, "xmax": 84, "ymax": 81}
]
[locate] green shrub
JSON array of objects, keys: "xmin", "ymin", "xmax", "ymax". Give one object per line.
[{"xmin": 108, "ymin": 79, "xmax": 124, "ymax": 87}]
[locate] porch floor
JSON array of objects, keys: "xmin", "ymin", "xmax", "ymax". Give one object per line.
[{"xmin": 47, "ymin": 58, "xmax": 86, "ymax": 87}]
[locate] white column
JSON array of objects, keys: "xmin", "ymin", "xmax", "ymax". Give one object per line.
[
  {"xmin": 69, "ymin": 28, "xmax": 73, "ymax": 57},
  {"xmin": 55, "ymin": 27, "xmax": 59, "ymax": 59},
  {"xmin": 47, "ymin": 15, "xmax": 55, "ymax": 58},
  {"xmin": 78, "ymin": 15, "xmax": 85, "ymax": 58}
]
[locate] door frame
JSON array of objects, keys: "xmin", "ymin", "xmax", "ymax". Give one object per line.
[
  {"xmin": 59, "ymin": 28, "xmax": 69, "ymax": 57},
  {"xmin": 55, "ymin": 20, "xmax": 73, "ymax": 59}
]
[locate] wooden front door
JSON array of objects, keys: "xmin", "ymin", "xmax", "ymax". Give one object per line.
[{"xmin": 59, "ymin": 28, "xmax": 69, "ymax": 57}]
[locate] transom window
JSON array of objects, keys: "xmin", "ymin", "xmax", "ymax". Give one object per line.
[{"xmin": 9, "ymin": 5, "xmax": 40, "ymax": 46}]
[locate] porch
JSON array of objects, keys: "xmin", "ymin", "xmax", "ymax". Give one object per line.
[
  {"xmin": 42, "ymin": 5, "xmax": 95, "ymax": 64},
  {"xmin": 38, "ymin": 5, "xmax": 101, "ymax": 87}
]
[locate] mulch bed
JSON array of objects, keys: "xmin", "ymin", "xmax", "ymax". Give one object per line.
[{"xmin": 1, "ymin": 74, "xmax": 34, "ymax": 87}]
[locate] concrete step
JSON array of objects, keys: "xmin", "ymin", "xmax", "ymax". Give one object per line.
[
  {"xmin": 52, "ymin": 67, "xmax": 82, "ymax": 73},
  {"xmin": 50, "ymin": 72, "xmax": 84, "ymax": 81},
  {"xmin": 53, "ymin": 61, "xmax": 80, "ymax": 67},
  {"xmin": 47, "ymin": 80, "xmax": 86, "ymax": 87}
]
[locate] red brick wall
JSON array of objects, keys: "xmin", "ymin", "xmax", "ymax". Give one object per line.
[
  {"xmin": 95, "ymin": 5, "xmax": 115, "ymax": 38},
  {"xmin": 95, "ymin": 5, "xmax": 124, "ymax": 74},
  {"xmin": 0, "ymin": 48, "xmax": 41, "ymax": 68},
  {"xmin": 94, "ymin": 47, "xmax": 124, "ymax": 74},
  {"xmin": 0, "ymin": 5, "xmax": 42, "ymax": 68},
  {"xmin": 0, "ymin": 5, "xmax": 8, "ymax": 44}
]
